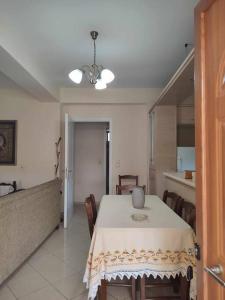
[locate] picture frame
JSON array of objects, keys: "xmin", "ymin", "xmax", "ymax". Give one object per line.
[{"xmin": 0, "ymin": 120, "xmax": 16, "ymax": 165}]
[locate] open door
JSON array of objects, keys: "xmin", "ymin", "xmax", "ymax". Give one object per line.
[
  {"xmin": 64, "ymin": 113, "xmax": 74, "ymax": 229},
  {"xmin": 195, "ymin": 0, "xmax": 225, "ymax": 299}
]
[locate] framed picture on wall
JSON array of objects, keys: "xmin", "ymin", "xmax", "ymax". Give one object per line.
[{"xmin": 0, "ymin": 121, "xmax": 16, "ymax": 165}]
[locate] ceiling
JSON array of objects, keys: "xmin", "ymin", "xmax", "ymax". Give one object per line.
[{"xmin": 0, "ymin": 0, "xmax": 197, "ymax": 92}]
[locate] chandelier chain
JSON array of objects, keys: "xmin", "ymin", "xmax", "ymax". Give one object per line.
[{"xmin": 94, "ymin": 39, "xmax": 96, "ymax": 66}]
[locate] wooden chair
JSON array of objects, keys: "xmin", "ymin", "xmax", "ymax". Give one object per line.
[
  {"xmin": 181, "ymin": 201, "xmax": 196, "ymax": 232},
  {"xmin": 117, "ymin": 175, "xmax": 144, "ymax": 195},
  {"xmin": 90, "ymin": 194, "xmax": 97, "ymax": 224},
  {"xmin": 99, "ymin": 277, "xmax": 136, "ymax": 300},
  {"xmin": 119, "ymin": 175, "xmax": 139, "ymax": 186},
  {"xmin": 84, "ymin": 196, "xmax": 95, "ymax": 238},
  {"xmin": 140, "ymin": 266, "xmax": 193, "ymax": 300},
  {"xmin": 116, "ymin": 184, "xmax": 146, "ymax": 195},
  {"xmin": 162, "ymin": 190, "xmax": 184, "ymax": 217}
]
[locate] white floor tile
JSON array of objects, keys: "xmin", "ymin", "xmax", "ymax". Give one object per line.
[
  {"xmin": 71, "ymin": 291, "xmax": 89, "ymax": 300},
  {"xmin": 7, "ymin": 263, "xmax": 48, "ymax": 299},
  {"xmin": 29, "ymin": 245, "xmax": 50, "ymax": 261},
  {"xmin": 53, "ymin": 273, "xmax": 86, "ymax": 299},
  {"xmin": 50, "ymin": 241, "xmax": 86, "ymax": 260},
  {"xmin": 41, "ymin": 234, "xmax": 70, "ymax": 253},
  {"xmin": 18, "ymin": 285, "xmax": 66, "ymax": 300},
  {"xmin": 0, "ymin": 286, "xmax": 16, "ymax": 300},
  {"xmin": 29, "ymin": 252, "xmax": 76, "ymax": 284}
]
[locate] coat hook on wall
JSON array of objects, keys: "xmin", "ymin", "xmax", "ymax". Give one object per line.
[{"xmin": 54, "ymin": 137, "xmax": 62, "ymax": 178}]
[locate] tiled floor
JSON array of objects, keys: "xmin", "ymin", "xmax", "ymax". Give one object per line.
[
  {"xmin": 0, "ymin": 205, "xmax": 88, "ymax": 300},
  {"xmin": 0, "ymin": 205, "xmax": 177, "ymax": 300},
  {"xmin": 0, "ymin": 205, "xmax": 132, "ymax": 300}
]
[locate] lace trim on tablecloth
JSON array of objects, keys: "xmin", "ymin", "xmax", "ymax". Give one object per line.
[{"xmin": 83, "ymin": 267, "xmax": 196, "ymax": 300}]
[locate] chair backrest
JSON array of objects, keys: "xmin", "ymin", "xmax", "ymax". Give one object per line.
[
  {"xmin": 117, "ymin": 175, "xmax": 139, "ymax": 195},
  {"xmin": 90, "ymin": 194, "xmax": 97, "ymax": 224},
  {"xmin": 162, "ymin": 190, "xmax": 184, "ymax": 217},
  {"xmin": 84, "ymin": 196, "xmax": 95, "ymax": 238},
  {"xmin": 181, "ymin": 201, "xmax": 196, "ymax": 232},
  {"xmin": 118, "ymin": 175, "xmax": 138, "ymax": 186},
  {"xmin": 116, "ymin": 184, "xmax": 146, "ymax": 195}
]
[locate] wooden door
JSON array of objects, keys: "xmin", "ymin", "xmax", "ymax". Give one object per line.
[{"xmin": 195, "ymin": 0, "xmax": 225, "ymax": 299}]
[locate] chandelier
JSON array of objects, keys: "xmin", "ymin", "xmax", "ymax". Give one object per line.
[{"xmin": 68, "ymin": 31, "xmax": 115, "ymax": 90}]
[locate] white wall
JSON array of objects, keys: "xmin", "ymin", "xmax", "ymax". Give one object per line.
[
  {"xmin": 0, "ymin": 88, "xmax": 60, "ymax": 188},
  {"xmin": 61, "ymin": 103, "xmax": 149, "ymax": 194},
  {"xmin": 74, "ymin": 122, "xmax": 108, "ymax": 203}
]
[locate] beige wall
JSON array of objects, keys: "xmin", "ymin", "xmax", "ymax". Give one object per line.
[
  {"xmin": 0, "ymin": 88, "xmax": 60, "ymax": 188},
  {"xmin": 61, "ymin": 104, "xmax": 149, "ymax": 194},
  {"xmin": 60, "ymin": 88, "xmax": 161, "ymax": 105},
  {"xmin": 74, "ymin": 122, "xmax": 108, "ymax": 203},
  {"xmin": 177, "ymin": 95, "xmax": 195, "ymax": 125},
  {"xmin": 149, "ymin": 106, "xmax": 177, "ymax": 198},
  {"xmin": 177, "ymin": 106, "xmax": 195, "ymax": 125},
  {"xmin": 0, "ymin": 87, "xmax": 160, "ymax": 195}
]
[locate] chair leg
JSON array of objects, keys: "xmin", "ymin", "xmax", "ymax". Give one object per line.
[
  {"xmin": 140, "ymin": 276, "xmax": 146, "ymax": 300},
  {"xmin": 171, "ymin": 275, "xmax": 180, "ymax": 293},
  {"xmin": 131, "ymin": 277, "xmax": 136, "ymax": 300},
  {"xmin": 180, "ymin": 276, "xmax": 190, "ymax": 300},
  {"xmin": 99, "ymin": 279, "xmax": 107, "ymax": 300}
]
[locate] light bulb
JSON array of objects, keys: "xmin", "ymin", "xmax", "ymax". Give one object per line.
[
  {"xmin": 95, "ymin": 79, "xmax": 107, "ymax": 90},
  {"xmin": 68, "ymin": 69, "xmax": 82, "ymax": 84},
  {"xmin": 101, "ymin": 69, "xmax": 115, "ymax": 84}
]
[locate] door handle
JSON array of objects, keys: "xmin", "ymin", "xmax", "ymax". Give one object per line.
[{"xmin": 204, "ymin": 265, "xmax": 225, "ymax": 287}]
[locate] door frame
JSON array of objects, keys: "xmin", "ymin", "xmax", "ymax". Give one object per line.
[
  {"xmin": 195, "ymin": 0, "xmax": 224, "ymax": 299},
  {"xmin": 70, "ymin": 117, "xmax": 113, "ymax": 195},
  {"xmin": 64, "ymin": 113, "xmax": 74, "ymax": 229}
]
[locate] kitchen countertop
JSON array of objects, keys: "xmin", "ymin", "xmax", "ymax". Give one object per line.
[{"xmin": 163, "ymin": 172, "xmax": 195, "ymax": 188}]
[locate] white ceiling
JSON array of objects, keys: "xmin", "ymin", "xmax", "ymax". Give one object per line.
[{"xmin": 0, "ymin": 0, "xmax": 197, "ymax": 90}]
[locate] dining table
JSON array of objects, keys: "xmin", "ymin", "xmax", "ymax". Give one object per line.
[{"xmin": 83, "ymin": 195, "xmax": 196, "ymax": 300}]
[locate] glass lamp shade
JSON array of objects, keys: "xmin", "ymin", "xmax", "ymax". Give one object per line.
[
  {"xmin": 68, "ymin": 69, "xmax": 83, "ymax": 84},
  {"xmin": 95, "ymin": 79, "xmax": 107, "ymax": 90},
  {"xmin": 101, "ymin": 69, "xmax": 115, "ymax": 84}
]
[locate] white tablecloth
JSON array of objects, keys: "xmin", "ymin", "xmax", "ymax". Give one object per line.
[{"xmin": 83, "ymin": 195, "xmax": 196, "ymax": 299}]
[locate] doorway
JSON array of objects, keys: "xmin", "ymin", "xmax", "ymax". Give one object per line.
[
  {"xmin": 74, "ymin": 122, "xmax": 110, "ymax": 204},
  {"xmin": 64, "ymin": 117, "xmax": 112, "ymax": 228}
]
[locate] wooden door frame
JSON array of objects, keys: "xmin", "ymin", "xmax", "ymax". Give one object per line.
[{"xmin": 195, "ymin": 0, "xmax": 220, "ymax": 299}]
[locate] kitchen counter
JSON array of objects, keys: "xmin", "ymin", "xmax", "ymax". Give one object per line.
[
  {"xmin": 163, "ymin": 172, "xmax": 195, "ymax": 204},
  {"xmin": 163, "ymin": 172, "xmax": 195, "ymax": 188}
]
